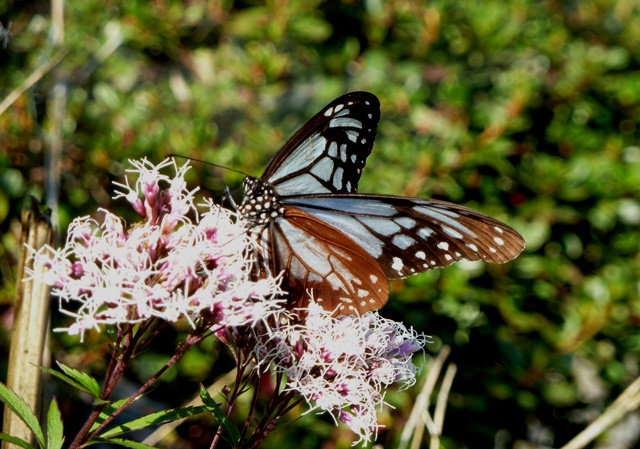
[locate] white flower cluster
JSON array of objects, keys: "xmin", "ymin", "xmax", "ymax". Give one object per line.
[
  {"xmin": 255, "ymin": 303, "xmax": 427, "ymax": 445},
  {"xmin": 27, "ymin": 158, "xmax": 284, "ymax": 338}
]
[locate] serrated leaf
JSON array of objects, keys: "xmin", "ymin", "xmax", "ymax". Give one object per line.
[
  {"xmin": 97, "ymin": 406, "xmax": 208, "ymax": 439},
  {"xmin": 199, "ymin": 384, "xmax": 240, "ymax": 446},
  {"xmin": 0, "ymin": 383, "xmax": 45, "ymax": 448},
  {"xmin": 46, "ymin": 398, "xmax": 64, "ymax": 449},
  {"xmin": 39, "ymin": 367, "xmax": 97, "ymax": 399},
  {"xmin": 56, "ymin": 361, "xmax": 102, "ymax": 398},
  {"xmin": 0, "ymin": 432, "xmax": 37, "ymax": 449},
  {"xmin": 87, "ymin": 437, "xmax": 157, "ymax": 448},
  {"xmin": 198, "ymin": 384, "xmax": 217, "ymax": 408},
  {"xmin": 90, "ymin": 397, "xmax": 131, "ymax": 433}
]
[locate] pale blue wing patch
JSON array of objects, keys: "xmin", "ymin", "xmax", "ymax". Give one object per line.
[{"xmin": 268, "ymin": 133, "xmax": 327, "ymax": 185}]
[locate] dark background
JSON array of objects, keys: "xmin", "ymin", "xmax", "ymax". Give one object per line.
[{"xmin": 1, "ymin": 1, "xmax": 640, "ymax": 448}]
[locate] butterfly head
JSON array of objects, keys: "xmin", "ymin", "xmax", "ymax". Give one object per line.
[{"xmin": 239, "ymin": 177, "xmax": 284, "ymax": 226}]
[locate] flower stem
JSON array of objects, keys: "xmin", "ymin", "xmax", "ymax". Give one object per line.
[
  {"xmin": 69, "ymin": 325, "xmax": 205, "ymax": 448},
  {"xmin": 89, "ymin": 331, "xmax": 205, "ymax": 439}
]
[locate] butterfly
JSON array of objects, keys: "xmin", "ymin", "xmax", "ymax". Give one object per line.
[{"xmin": 239, "ymin": 92, "xmax": 525, "ymax": 316}]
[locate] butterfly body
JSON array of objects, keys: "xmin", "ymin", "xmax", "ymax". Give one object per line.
[{"xmin": 239, "ymin": 92, "xmax": 525, "ymax": 315}]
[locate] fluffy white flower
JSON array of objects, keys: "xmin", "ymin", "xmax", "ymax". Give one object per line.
[
  {"xmin": 27, "ymin": 158, "xmax": 284, "ymax": 339},
  {"xmin": 257, "ymin": 302, "xmax": 428, "ymax": 445}
]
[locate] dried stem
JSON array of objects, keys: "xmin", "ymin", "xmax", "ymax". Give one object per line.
[
  {"xmin": 399, "ymin": 346, "xmax": 456, "ymax": 449},
  {"xmin": 0, "ymin": 50, "xmax": 67, "ymax": 116},
  {"xmin": 429, "ymin": 362, "xmax": 457, "ymax": 449},
  {"xmin": 2, "ymin": 200, "xmax": 54, "ymax": 448},
  {"xmin": 560, "ymin": 375, "xmax": 640, "ymax": 449}
]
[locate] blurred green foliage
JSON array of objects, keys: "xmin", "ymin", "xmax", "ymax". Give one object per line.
[{"xmin": 1, "ymin": 0, "xmax": 640, "ymax": 447}]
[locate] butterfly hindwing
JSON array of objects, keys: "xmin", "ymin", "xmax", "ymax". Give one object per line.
[
  {"xmin": 263, "ymin": 92, "xmax": 380, "ymax": 196},
  {"xmin": 285, "ymin": 195, "xmax": 525, "ymax": 280}
]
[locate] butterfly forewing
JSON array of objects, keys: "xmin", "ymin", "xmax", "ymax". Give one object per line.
[{"xmin": 263, "ymin": 92, "xmax": 380, "ymax": 196}]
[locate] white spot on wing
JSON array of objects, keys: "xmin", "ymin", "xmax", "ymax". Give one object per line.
[
  {"xmin": 335, "ymin": 103, "xmax": 344, "ymax": 112},
  {"xmin": 437, "ymin": 241, "xmax": 449, "ymax": 251},
  {"xmin": 330, "ymin": 117, "xmax": 363, "ymax": 129},
  {"xmin": 346, "ymin": 130, "xmax": 359, "ymax": 142},
  {"xmin": 495, "ymin": 226, "xmax": 504, "ymax": 234},
  {"xmin": 392, "ymin": 257, "xmax": 403, "ymax": 272},
  {"xmin": 328, "ymin": 141, "xmax": 338, "ymax": 157},
  {"xmin": 324, "ymin": 107, "xmax": 333, "ymax": 116},
  {"xmin": 340, "ymin": 143, "xmax": 347, "ymax": 162},
  {"xmin": 333, "ymin": 167, "xmax": 344, "ymax": 190},
  {"xmin": 395, "ymin": 217, "xmax": 417, "ymax": 229},
  {"xmin": 392, "ymin": 234, "xmax": 417, "ymax": 250},
  {"xmin": 416, "ymin": 251, "xmax": 426, "ymax": 259},
  {"xmin": 494, "ymin": 237, "xmax": 505, "ymax": 246}
]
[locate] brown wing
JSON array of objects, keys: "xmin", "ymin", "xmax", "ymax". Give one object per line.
[{"xmin": 252, "ymin": 205, "xmax": 389, "ymax": 315}]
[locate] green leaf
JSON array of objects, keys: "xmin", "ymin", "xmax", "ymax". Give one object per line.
[
  {"xmin": 0, "ymin": 432, "xmax": 37, "ymax": 449},
  {"xmin": 89, "ymin": 397, "xmax": 131, "ymax": 433},
  {"xmin": 199, "ymin": 384, "xmax": 240, "ymax": 446},
  {"xmin": 105, "ymin": 324, "xmax": 119, "ymax": 342},
  {"xmin": 0, "ymin": 383, "xmax": 45, "ymax": 448},
  {"xmin": 56, "ymin": 361, "xmax": 102, "ymax": 398},
  {"xmin": 97, "ymin": 406, "xmax": 207, "ymax": 439},
  {"xmin": 40, "ymin": 365, "xmax": 101, "ymax": 400},
  {"xmin": 87, "ymin": 438, "xmax": 157, "ymax": 448},
  {"xmin": 46, "ymin": 398, "xmax": 64, "ymax": 449}
]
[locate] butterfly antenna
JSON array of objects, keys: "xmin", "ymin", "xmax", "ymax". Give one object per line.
[{"xmin": 167, "ymin": 153, "xmax": 251, "ymax": 178}]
